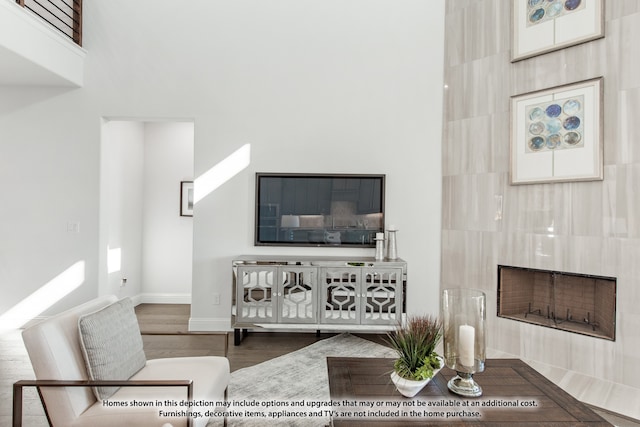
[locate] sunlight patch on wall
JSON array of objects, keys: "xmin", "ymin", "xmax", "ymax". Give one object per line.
[
  {"xmin": 0, "ymin": 261, "xmax": 85, "ymax": 333},
  {"xmin": 194, "ymin": 144, "xmax": 251, "ymax": 204},
  {"xmin": 107, "ymin": 246, "xmax": 122, "ymax": 274}
]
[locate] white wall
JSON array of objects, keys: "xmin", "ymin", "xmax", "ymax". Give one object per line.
[
  {"xmin": 189, "ymin": 0, "xmax": 446, "ymax": 329},
  {"xmin": 141, "ymin": 122, "xmax": 194, "ymax": 301},
  {"xmin": 0, "ymin": 1, "xmax": 445, "ymax": 327},
  {"xmin": 99, "ymin": 121, "xmax": 145, "ymax": 299},
  {"xmin": 0, "ymin": 88, "xmax": 100, "ymax": 321}
]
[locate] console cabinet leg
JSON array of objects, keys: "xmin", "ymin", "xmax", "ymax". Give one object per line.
[{"xmin": 234, "ymin": 328, "xmax": 250, "ymax": 346}]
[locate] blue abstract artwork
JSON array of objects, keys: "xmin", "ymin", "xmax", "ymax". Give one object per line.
[
  {"xmin": 527, "ymin": 0, "xmax": 584, "ymax": 27},
  {"xmin": 525, "ymin": 95, "xmax": 584, "ymax": 153}
]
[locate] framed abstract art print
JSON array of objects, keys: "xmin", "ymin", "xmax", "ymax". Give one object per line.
[
  {"xmin": 510, "ymin": 77, "xmax": 603, "ymax": 185},
  {"xmin": 512, "ymin": 0, "xmax": 604, "ymax": 62}
]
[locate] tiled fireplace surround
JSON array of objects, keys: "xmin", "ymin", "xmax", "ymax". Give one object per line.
[{"xmin": 442, "ymin": 2, "xmax": 640, "ymax": 420}]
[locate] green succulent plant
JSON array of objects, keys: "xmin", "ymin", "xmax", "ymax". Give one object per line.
[{"xmin": 387, "ymin": 315, "xmax": 442, "ymax": 381}]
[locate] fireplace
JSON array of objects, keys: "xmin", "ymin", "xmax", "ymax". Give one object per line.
[{"xmin": 497, "ymin": 265, "xmax": 616, "ymax": 341}]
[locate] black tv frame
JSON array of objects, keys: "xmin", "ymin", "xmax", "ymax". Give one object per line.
[{"xmin": 254, "ymin": 173, "xmax": 385, "ymax": 247}]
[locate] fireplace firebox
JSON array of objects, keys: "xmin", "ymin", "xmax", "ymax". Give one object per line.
[{"xmin": 497, "ymin": 265, "xmax": 616, "ymax": 341}]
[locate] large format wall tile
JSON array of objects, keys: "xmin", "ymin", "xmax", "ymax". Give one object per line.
[{"xmin": 442, "ymin": 0, "xmax": 640, "ymax": 418}]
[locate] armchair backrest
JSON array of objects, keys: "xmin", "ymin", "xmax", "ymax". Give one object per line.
[{"xmin": 22, "ymin": 295, "xmax": 118, "ymax": 426}]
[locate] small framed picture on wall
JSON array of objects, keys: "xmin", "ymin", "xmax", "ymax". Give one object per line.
[{"xmin": 180, "ymin": 181, "xmax": 194, "ymax": 217}]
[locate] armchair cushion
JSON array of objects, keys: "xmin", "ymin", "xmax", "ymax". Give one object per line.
[{"xmin": 78, "ymin": 297, "xmax": 146, "ymax": 399}]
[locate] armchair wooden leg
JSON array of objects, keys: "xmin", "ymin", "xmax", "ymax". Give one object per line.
[
  {"xmin": 12, "ymin": 383, "xmax": 22, "ymax": 427},
  {"xmin": 14, "ymin": 379, "xmax": 191, "ymax": 427},
  {"xmin": 35, "ymin": 387, "xmax": 54, "ymax": 427},
  {"xmin": 13, "ymin": 381, "xmax": 54, "ymax": 427},
  {"xmin": 225, "ymin": 387, "xmax": 229, "ymax": 426}
]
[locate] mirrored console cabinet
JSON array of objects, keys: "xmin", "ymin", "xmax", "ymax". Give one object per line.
[{"xmin": 231, "ymin": 256, "xmax": 407, "ymax": 345}]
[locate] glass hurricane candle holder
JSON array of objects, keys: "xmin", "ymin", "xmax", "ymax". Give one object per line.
[{"xmin": 441, "ymin": 288, "xmax": 486, "ymax": 397}]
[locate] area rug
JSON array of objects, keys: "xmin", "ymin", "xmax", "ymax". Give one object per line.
[{"xmin": 207, "ymin": 333, "xmax": 396, "ymax": 427}]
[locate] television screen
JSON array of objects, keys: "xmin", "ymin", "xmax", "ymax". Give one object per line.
[{"xmin": 255, "ymin": 173, "xmax": 385, "ymax": 247}]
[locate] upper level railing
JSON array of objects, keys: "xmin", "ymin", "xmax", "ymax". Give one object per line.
[{"xmin": 15, "ymin": 0, "xmax": 82, "ymax": 46}]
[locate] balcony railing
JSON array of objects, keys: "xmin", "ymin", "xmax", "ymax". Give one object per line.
[{"xmin": 15, "ymin": 0, "xmax": 82, "ymax": 46}]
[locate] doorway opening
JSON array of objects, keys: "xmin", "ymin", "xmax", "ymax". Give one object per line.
[{"xmin": 99, "ymin": 119, "xmax": 194, "ymax": 302}]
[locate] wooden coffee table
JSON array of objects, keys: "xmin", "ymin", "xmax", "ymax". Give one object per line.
[{"xmin": 327, "ymin": 357, "xmax": 612, "ymax": 426}]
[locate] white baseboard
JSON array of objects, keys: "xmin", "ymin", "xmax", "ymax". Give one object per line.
[
  {"xmin": 188, "ymin": 317, "xmax": 231, "ymax": 332},
  {"xmin": 134, "ymin": 293, "xmax": 192, "ymax": 305},
  {"xmin": 129, "ymin": 294, "xmax": 231, "ymax": 332},
  {"xmin": 14, "ymin": 294, "xmax": 192, "ymax": 331}
]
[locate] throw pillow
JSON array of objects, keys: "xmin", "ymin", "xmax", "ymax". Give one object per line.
[{"xmin": 78, "ymin": 297, "xmax": 146, "ymax": 400}]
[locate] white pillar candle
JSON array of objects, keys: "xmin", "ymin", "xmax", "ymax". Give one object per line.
[{"xmin": 459, "ymin": 324, "xmax": 475, "ymax": 367}]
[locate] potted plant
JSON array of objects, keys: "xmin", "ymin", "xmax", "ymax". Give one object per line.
[{"xmin": 387, "ymin": 314, "xmax": 443, "ymax": 397}]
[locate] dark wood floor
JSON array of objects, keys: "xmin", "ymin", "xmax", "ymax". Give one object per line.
[
  {"xmin": 135, "ymin": 303, "xmax": 390, "ymax": 372},
  {"xmin": 2, "ymin": 303, "xmax": 638, "ymax": 426}
]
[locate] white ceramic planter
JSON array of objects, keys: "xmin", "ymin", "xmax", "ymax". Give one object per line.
[{"xmin": 390, "ymin": 357, "xmax": 443, "ymax": 398}]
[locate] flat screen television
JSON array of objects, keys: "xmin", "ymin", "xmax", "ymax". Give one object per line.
[{"xmin": 255, "ymin": 173, "xmax": 385, "ymax": 247}]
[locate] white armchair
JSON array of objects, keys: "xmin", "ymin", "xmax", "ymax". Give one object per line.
[{"xmin": 13, "ymin": 295, "xmax": 230, "ymax": 427}]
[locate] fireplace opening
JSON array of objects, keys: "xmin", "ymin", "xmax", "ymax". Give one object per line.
[{"xmin": 497, "ymin": 265, "xmax": 616, "ymax": 341}]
